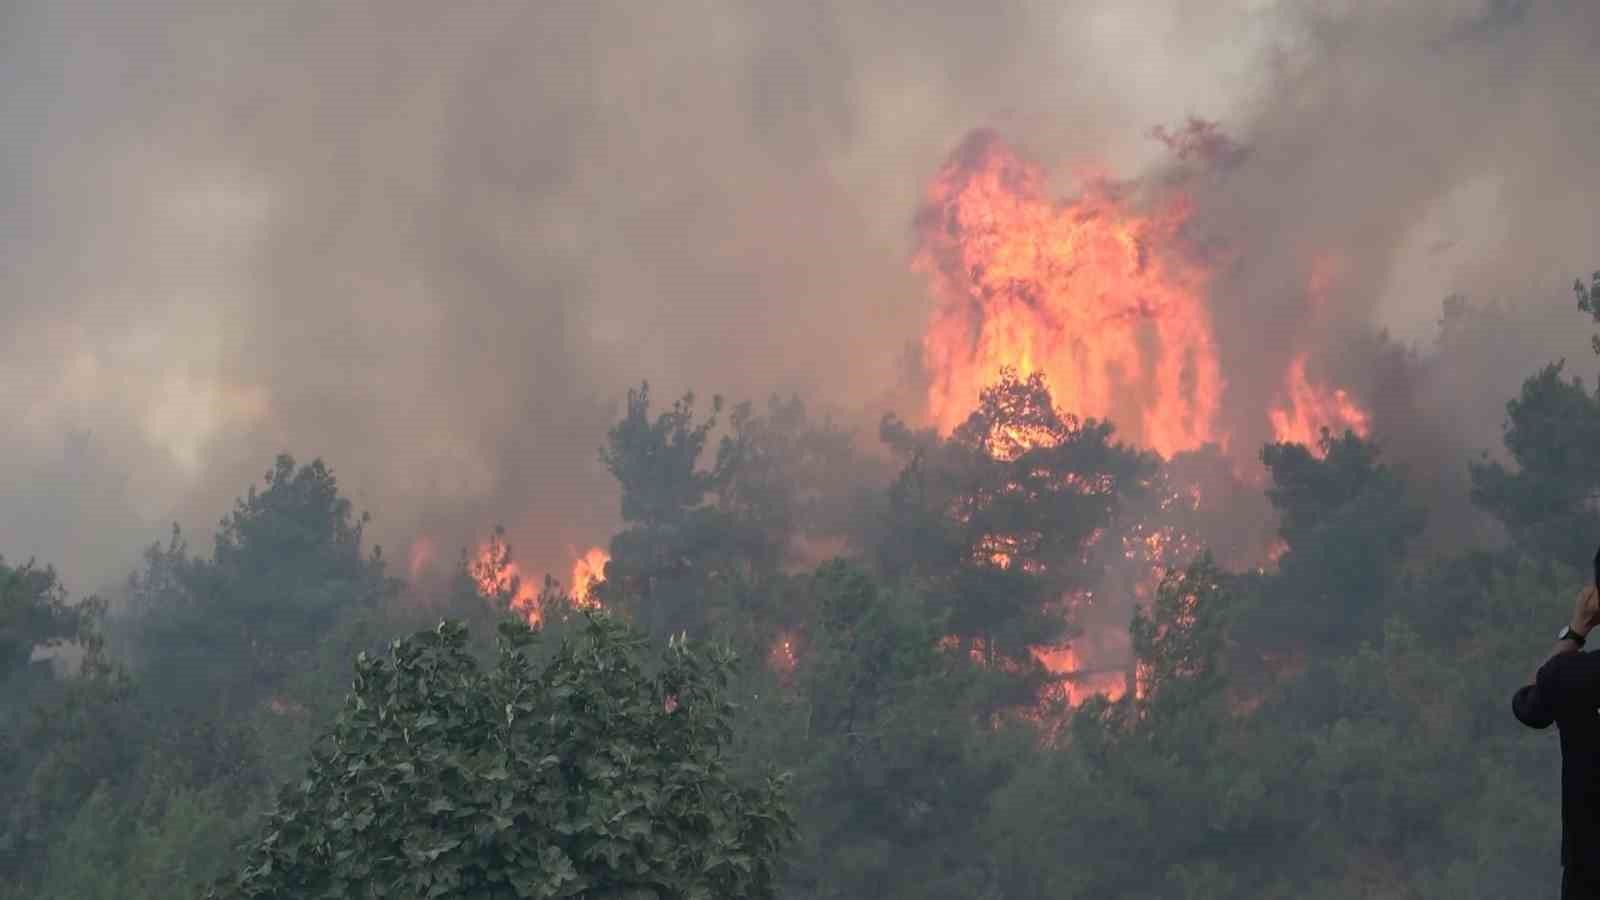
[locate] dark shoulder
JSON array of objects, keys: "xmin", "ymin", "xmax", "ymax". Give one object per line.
[
  {"xmin": 1548, "ymin": 649, "xmax": 1600, "ymax": 672},
  {"xmin": 1514, "ymin": 682, "xmax": 1556, "ymax": 729},
  {"xmin": 1539, "ymin": 650, "xmax": 1600, "ymax": 705}
]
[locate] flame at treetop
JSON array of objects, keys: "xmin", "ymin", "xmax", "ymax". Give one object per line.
[
  {"xmin": 1268, "ymin": 255, "xmax": 1370, "ymax": 449},
  {"xmin": 570, "ymin": 546, "xmax": 609, "ymax": 610},
  {"xmin": 470, "ymin": 538, "xmax": 538, "ymax": 619},
  {"xmin": 915, "ymin": 130, "xmax": 1373, "ymax": 465},
  {"xmin": 470, "ymin": 536, "xmax": 610, "ymax": 627},
  {"xmin": 915, "ymin": 129, "xmax": 1225, "ymax": 459},
  {"xmin": 1268, "ymin": 353, "xmax": 1370, "ymax": 449}
]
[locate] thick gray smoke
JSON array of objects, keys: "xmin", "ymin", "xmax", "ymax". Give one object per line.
[{"xmin": 3, "ymin": 0, "xmax": 1597, "ymax": 595}]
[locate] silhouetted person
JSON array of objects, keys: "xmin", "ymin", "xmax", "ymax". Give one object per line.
[{"xmin": 1515, "ymin": 583, "xmax": 1600, "ymax": 897}]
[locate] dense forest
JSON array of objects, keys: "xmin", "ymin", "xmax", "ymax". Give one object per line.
[
  {"xmin": 6, "ymin": 282, "xmax": 1600, "ymax": 899},
  {"xmin": 8, "ymin": 1, "xmax": 1600, "ymax": 897}
]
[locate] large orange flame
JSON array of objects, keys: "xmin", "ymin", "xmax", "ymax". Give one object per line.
[
  {"xmin": 916, "ymin": 130, "xmax": 1225, "ymax": 458},
  {"xmin": 910, "ymin": 131, "xmax": 1374, "ymax": 720}
]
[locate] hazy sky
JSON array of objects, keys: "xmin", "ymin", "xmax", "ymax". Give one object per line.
[{"xmin": 4, "ymin": 0, "xmax": 1597, "ymax": 595}]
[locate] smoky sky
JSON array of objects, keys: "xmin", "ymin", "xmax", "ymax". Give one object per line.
[{"xmin": 4, "ymin": 0, "xmax": 1599, "ymax": 596}]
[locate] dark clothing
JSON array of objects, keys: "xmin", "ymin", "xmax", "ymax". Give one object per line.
[
  {"xmin": 1514, "ymin": 649, "xmax": 1600, "ymax": 875},
  {"xmin": 1568, "ymin": 865, "xmax": 1600, "ymax": 900}
]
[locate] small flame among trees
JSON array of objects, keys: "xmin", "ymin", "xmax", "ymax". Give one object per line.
[
  {"xmin": 1268, "ymin": 354, "xmax": 1371, "ymax": 449},
  {"xmin": 1030, "ymin": 645, "xmax": 1129, "ymax": 705},
  {"xmin": 469, "ymin": 529, "xmax": 539, "ymax": 620},
  {"xmin": 570, "ymin": 546, "xmax": 610, "ymax": 610},
  {"xmin": 468, "ymin": 528, "xmax": 608, "ymax": 626}
]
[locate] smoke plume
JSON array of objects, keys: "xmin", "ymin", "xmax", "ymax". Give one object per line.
[{"xmin": 4, "ymin": 0, "xmax": 1598, "ymax": 594}]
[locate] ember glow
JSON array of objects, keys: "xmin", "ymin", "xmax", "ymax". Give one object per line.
[
  {"xmin": 406, "ymin": 535, "xmax": 436, "ymax": 582},
  {"xmin": 916, "ymin": 130, "xmax": 1225, "ymax": 459},
  {"xmin": 767, "ymin": 632, "xmax": 798, "ymax": 677},
  {"xmin": 1268, "ymin": 354, "xmax": 1371, "ymax": 448},
  {"xmin": 1266, "ymin": 537, "xmax": 1289, "ymax": 566}
]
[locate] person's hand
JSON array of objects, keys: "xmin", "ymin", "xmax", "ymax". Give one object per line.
[{"xmin": 1572, "ymin": 585, "xmax": 1600, "ymax": 636}]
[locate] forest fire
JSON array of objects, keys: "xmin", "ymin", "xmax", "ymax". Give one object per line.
[
  {"xmin": 1268, "ymin": 354, "xmax": 1371, "ymax": 448},
  {"xmin": 915, "ymin": 130, "xmax": 1373, "ymax": 461},
  {"xmin": 912, "ymin": 130, "xmax": 1369, "ymax": 711},
  {"xmin": 1024, "ymin": 513, "xmax": 1195, "ymax": 707},
  {"xmin": 470, "ymin": 536, "xmax": 610, "ymax": 626},
  {"xmin": 570, "ymin": 546, "xmax": 609, "ymax": 609},
  {"xmin": 916, "ymin": 129, "xmax": 1224, "ymax": 459},
  {"xmin": 1031, "ymin": 645, "xmax": 1129, "ymax": 705},
  {"xmin": 470, "ymin": 539, "xmax": 539, "ymax": 620}
]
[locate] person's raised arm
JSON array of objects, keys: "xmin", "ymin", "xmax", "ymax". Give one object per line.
[{"xmin": 1514, "ymin": 586, "xmax": 1600, "ymax": 729}]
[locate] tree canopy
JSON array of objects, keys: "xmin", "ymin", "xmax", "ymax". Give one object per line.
[
  {"xmin": 209, "ymin": 615, "xmax": 794, "ymax": 900},
  {"xmin": 14, "ymin": 274, "xmax": 1600, "ymax": 899}
]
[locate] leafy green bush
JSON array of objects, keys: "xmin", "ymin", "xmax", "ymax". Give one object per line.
[{"xmin": 210, "ymin": 615, "xmax": 794, "ymax": 900}]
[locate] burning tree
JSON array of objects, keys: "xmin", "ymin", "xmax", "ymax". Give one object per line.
[
  {"xmin": 983, "ymin": 555, "xmax": 1249, "ymax": 899},
  {"xmin": 878, "ymin": 370, "xmax": 1157, "ymax": 709},
  {"xmin": 913, "ymin": 128, "xmax": 1372, "ymax": 470},
  {"xmin": 915, "ymin": 129, "xmax": 1224, "ymax": 458}
]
